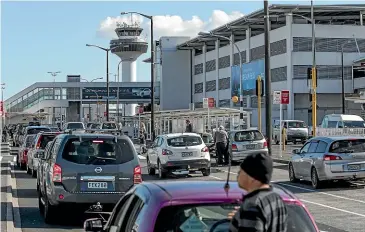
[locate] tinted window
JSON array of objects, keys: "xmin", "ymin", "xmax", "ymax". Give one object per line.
[
  {"xmin": 62, "ymin": 138, "xmax": 134, "ymax": 165},
  {"xmin": 28, "ymin": 122, "xmax": 40, "ymax": 126},
  {"xmin": 154, "ymin": 203, "xmax": 316, "ymax": 232},
  {"xmin": 308, "ymin": 142, "xmax": 318, "ymax": 153},
  {"xmin": 38, "ymin": 134, "xmax": 57, "ymax": 149},
  {"xmin": 327, "ymin": 121, "xmax": 337, "ymax": 128},
  {"xmin": 49, "ymin": 127, "xmax": 60, "ymax": 132},
  {"xmin": 329, "ymin": 139, "xmax": 365, "ymax": 153},
  {"xmin": 234, "ymin": 130, "xmax": 263, "ymax": 141},
  {"xmin": 67, "ymin": 123, "xmax": 84, "ymax": 129},
  {"xmin": 315, "ymin": 141, "xmax": 328, "ymax": 153},
  {"xmin": 102, "ymin": 123, "xmax": 117, "ymax": 129},
  {"xmin": 288, "ymin": 121, "xmax": 307, "ymax": 128},
  {"xmin": 91, "ymin": 124, "xmax": 100, "ymax": 129},
  {"xmin": 343, "ymin": 120, "xmax": 365, "ymax": 128},
  {"xmin": 27, "ymin": 128, "xmax": 50, "ymax": 134},
  {"xmin": 201, "ymin": 134, "xmax": 213, "ymax": 143},
  {"xmin": 300, "ymin": 143, "xmax": 311, "ymax": 153},
  {"xmin": 25, "ymin": 135, "xmax": 35, "ymax": 147},
  {"xmin": 167, "ymin": 136, "xmax": 202, "ymax": 147}
]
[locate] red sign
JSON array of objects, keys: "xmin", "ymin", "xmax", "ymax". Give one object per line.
[
  {"xmin": 281, "ymin": 90, "xmax": 290, "ymax": 104},
  {"xmin": 138, "ymin": 107, "xmax": 144, "ymax": 114},
  {"xmin": 104, "ymin": 112, "xmax": 107, "ymax": 117},
  {"xmin": 0, "ymin": 101, "xmax": 3, "ymax": 113},
  {"xmin": 208, "ymin": 98, "xmax": 215, "ymax": 108}
]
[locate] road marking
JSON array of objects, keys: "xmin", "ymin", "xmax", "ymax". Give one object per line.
[
  {"xmin": 301, "ymin": 199, "xmax": 365, "ymax": 218},
  {"xmin": 279, "ymin": 182, "xmax": 365, "ymax": 204},
  {"xmin": 9, "ymin": 161, "xmax": 22, "ymax": 231},
  {"xmin": 209, "ymin": 175, "xmax": 223, "ymax": 180}
]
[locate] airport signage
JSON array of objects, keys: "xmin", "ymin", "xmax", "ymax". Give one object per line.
[{"xmin": 82, "ymin": 87, "xmax": 153, "ymax": 100}]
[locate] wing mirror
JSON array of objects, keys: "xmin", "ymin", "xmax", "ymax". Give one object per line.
[
  {"xmin": 292, "ymin": 149, "xmax": 300, "ymax": 154},
  {"xmin": 83, "ymin": 218, "xmax": 104, "ymax": 232}
]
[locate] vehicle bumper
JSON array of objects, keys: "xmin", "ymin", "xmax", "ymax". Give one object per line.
[
  {"xmin": 161, "ymin": 159, "xmax": 211, "ymax": 172},
  {"xmin": 322, "ymin": 164, "xmax": 365, "ymax": 181},
  {"xmin": 231, "ymin": 149, "xmax": 269, "ymax": 161},
  {"xmin": 49, "ymin": 185, "xmax": 124, "ymax": 206},
  {"xmin": 286, "ymin": 135, "xmax": 308, "ymax": 142}
]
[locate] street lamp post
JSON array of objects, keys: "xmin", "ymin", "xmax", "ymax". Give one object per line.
[
  {"xmin": 198, "ymin": 32, "xmax": 244, "ymax": 128},
  {"xmin": 81, "ymin": 77, "xmax": 103, "ymax": 121},
  {"xmin": 1, "ymin": 83, "xmax": 5, "ymax": 127},
  {"xmin": 121, "ymin": 11, "xmax": 155, "ymax": 140},
  {"xmin": 47, "ymin": 71, "xmax": 61, "ymax": 124},
  {"xmin": 117, "ymin": 57, "xmax": 133, "ymax": 125}
]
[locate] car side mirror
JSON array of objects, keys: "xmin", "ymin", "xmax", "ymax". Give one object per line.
[
  {"xmin": 292, "ymin": 149, "xmax": 300, "ymax": 154},
  {"xmin": 83, "ymin": 218, "xmax": 104, "ymax": 232}
]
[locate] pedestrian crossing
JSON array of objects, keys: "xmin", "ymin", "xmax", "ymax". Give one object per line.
[{"xmin": 1, "ymin": 142, "xmax": 17, "ymax": 157}]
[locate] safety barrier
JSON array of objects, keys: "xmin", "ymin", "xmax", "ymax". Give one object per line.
[{"xmin": 316, "ymin": 128, "xmax": 365, "ymax": 137}]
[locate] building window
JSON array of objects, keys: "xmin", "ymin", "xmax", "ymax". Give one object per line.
[
  {"xmin": 293, "ymin": 65, "xmax": 352, "ymax": 79},
  {"xmin": 271, "ymin": 66, "xmax": 287, "ymax": 82},
  {"xmin": 250, "ymin": 39, "xmax": 287, "ymax": 61},
  {"xmin": 194, "ymin": 83, "xmax": 203, "ymax": 93},
  {"xmin": 219, "ymin": 99, "xmax": 231, "ymax": 107},
  {"xmin": 194, "ymin": 63, "xmax": 203, "ymax": 75},
  {"xmin": 233, "ymin": 51, "xmax": 247, "ymax": 65},
  {"xmin": 206, "ymin": 80, "xmax": 216, "ymax": 92},
  {"xmin": 250, "ymin": 45, "xmax": 265, "ymax": 61},
  {"xmin": 293, "ymin": 37, "xmax": 365, "ymax": 53},
  {"xmin": 218, "ymin": 55, "xmax": 230, "ymax": 69},
  {"xmin": 218, "ymin": 77, "xmax": 231, "ymax": 90},
  {"xmin": 205, "ymin": 60, "xmax": 216, "ymax": 72}
]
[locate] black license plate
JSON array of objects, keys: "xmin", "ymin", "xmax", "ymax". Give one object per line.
[
  {"xmin": 348, "ymin": 164, "xmax": 361, "ymax": 171},
  {"xmin": 246, "ymin": 144, "xmax": 256, "ymax": 149},
  {"xmin": 182, "ymin": 152, "xmax": 193, "ymax": 157}
]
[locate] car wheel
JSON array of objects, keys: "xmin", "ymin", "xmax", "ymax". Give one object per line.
[
  {"xmin": 158, "ymin": 160, "xmax": 166, "ymax": 179},
  {"xmin": 311, "ymin": 167, "xmax": 322, "ymax": 189},
  {"xmin": 202, "ymin": 168, "xmax": 211, "ymax": 176},
  {"xmin": 147, "ymin": 157, "xmax": 156, "ymax": 175},
  {"xmin": 289, "ymin": 163, "xmax": 299, "ymax": 183},
  {"xmin": 44, "ymin": 195, "xmax": 57, "ymax": 224}
]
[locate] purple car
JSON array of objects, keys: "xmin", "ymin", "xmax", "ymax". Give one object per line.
[{"xmin": 84, "ymin": 181, "xmax": 320, "ymax": 232}]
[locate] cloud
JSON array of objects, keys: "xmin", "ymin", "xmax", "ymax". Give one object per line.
[{"xmin": 97, "ymin": 10, "xmax": 244, "ymax": 40}]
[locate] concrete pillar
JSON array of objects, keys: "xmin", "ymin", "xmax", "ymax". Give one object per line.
[
  {"xmin": 246, "ymin": 28, "xmax": 252, "ymax": 108},
  {"xmin": 215, "ymin": 40, "xmax": 220, "ymax": 107},
  {"xmin": 203, "ymin": 44, "xmax": 207, "ymax": 98},
  {"xmin": 192, "ymin": 49, "xmax": 196, "ymax": 104},
  {"xmin": 286, "ymin": 14, "xmax": 294, "ymax": 120},
  {"xmin": 230, "ymin": 33, "xmax": 235, "ymax": 108}
]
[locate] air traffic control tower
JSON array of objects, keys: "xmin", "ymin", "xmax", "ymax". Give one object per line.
[{"xmin": 110, "ymin": 21, "xmax": 148, "ymax": 116}]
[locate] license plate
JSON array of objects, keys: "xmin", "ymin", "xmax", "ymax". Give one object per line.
[
  {"xmin": 87, "ymin": 182, "xmax": 108, "ymax": 189},
  {"xmin": 182, "ymin": 152, "xmax": 193, "ymax": 157},
  {"xmin": 348, "ymin": 164, "xmax": 361, "ymax": 171},
  {"xmin": 245, "ymin": 144, "xmax": 256, "ymax": 150}
]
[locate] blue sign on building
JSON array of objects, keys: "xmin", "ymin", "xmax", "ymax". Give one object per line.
[{"xmin": 231, "ymin": 59, "xmax": 265, "ymax": 98}]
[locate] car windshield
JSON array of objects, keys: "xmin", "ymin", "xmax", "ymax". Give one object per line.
[
  {"xmin": 62, "ymin": 138, "xmax": 134, "ymax": 165},
  {"xmin": 288, "ymin": 121, "xmax": 307, "ymax": 128},
  {"xmin": 329, "ymin": 139, "xmax": 365, "ymax": 153},
  {"xmin": 342, "ymin": 120, "xmax": 365, "ymax": 128},
  {"xmin": 67, "ymin": 123, "xmax": 84, "ymax": 129},
  {"xmin": 25, "ymin": 136, "xmax": 35, "ymax": 147},
  {"xmin": 154, "ymin": 202, "xmax": 316, "ymax": 232},
  {"xmin": 234, "ymin": 130, "xmax": 263, "ymax": 141},
  {"xmin": 27, "ymin": 128, "xmax": 51, "ymax": 135},
  {"xmin": 102, "ymin": 123, "xmax": 117, "ymax": 129},
  {"xmin": 167, "ymin": 136, "xmax": 202, "ymax": 147},
  {"xmin": 49, "ymin": 127, "xmax": 60, "ymax": 132},
  {"xmin": 39, "ymin": 134, "xmax": 57, "ymax": 149}
]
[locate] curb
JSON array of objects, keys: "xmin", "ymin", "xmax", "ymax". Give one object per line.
[{"xmin": 272, "ymin": 158, "xmax": 290, "ymax": 164}]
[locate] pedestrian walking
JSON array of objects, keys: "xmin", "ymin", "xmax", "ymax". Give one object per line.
[
  {"xmin": 228, "ymin": 153, "xmax": 288, "ymax": 232},
  {"xmin": 214, "ymin": 125, "xmax": 229, "ymax": 165},
  {"xmin": 185, "ymin": 120, "xmax": 193, "ymax": 132}
]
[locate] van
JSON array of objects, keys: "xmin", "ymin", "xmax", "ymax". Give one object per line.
[
  {"xmin": 320, "ymin": 114, "xmax": 365, "ymax": 128},
  {"xmin": 273, "ymin": 120, "xmax": 309, "ymax": 145}
]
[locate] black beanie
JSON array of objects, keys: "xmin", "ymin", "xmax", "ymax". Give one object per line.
[{"xmin": 240, "ymin": 153, "xmax": 273, "ymax": 184}]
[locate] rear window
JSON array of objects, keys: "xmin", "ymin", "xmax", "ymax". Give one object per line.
[
  {"xmin": 102, "ymin": 123, "xmax": 117, "ymax": 129},
  {"xmin": 29, "ymin": 122, "xmax": 40, "ymax": 126},
  {"xmin": 167, "ymin": 136, "xmax": 202, "ymax": 147},
  {"xmin": 91, "ymin": 124, "xmax": 100, "ymax": 129},
  {"xmin": 27, "ymin": 128, "xmax": 51, "ymax": 135},
  {"xmin": 234, "ymin": 130, "xmax": 263, "ymax": 142},
  {"xmin": 154, "ymin": 202, "xmax": 316, "ymax": 232},
  {"xmin": 49, "ymin": 127, "xmax": 60, "ymax": 132},
  {"xmin": 201, "ymin": 134, "xmax": 213, "ymax": 144},
  {"xmin": 39, "ymin": 135, "xmax": 57, "ymax": 149},
  {"xmin": 62, "ymin": 138, "xmax": 134, "ymax": 165},
  {"xmin": 342, "ymin": 120, "xmax": 365, "ymax": 128},
  {"xmin": 288, "ymin": 121, "xmax": 307, "ymax": 128},
  {"xmin": 67, "ymin": 123, "xmax": 84, "ymax": 129},
  {"xmin": 25, "ymin": 136, "xmax": 35, "ymax": 147},
  {"xmin": 329, "ymin": 139, "xmax": 365, "ymax": 153}
]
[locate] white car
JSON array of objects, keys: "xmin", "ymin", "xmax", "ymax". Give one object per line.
[
  {"xmin": 62, "ymin": 122, "xmax": 86, "ymax": 133},
  {"xmin": 146, "ymin": 133, "xmax": 211, "ymax": 179},
  {"xmin": 139, "ymin": 88, "xmax": 151, "ymax": 97}
]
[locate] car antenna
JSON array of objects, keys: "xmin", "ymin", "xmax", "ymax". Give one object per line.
[{"xmin": 224, "ymin": 150, "xmax": 232, "ymax": 197}]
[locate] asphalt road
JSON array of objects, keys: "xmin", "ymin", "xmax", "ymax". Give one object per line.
[{"xmin": 2, "ymin": 144, "xmax": 365, "ymax": 232}]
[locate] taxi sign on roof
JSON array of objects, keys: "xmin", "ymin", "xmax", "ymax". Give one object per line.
[{"xmin": 180, "ymin": 214, "xmax": 208, "ymax": 232}]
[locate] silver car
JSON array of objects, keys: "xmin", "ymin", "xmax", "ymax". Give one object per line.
[
  {"xmin": 228, "ymin": 129, "xmax": 268, "ymax": 162},
  {"xmin": 289, "ymin": 136, "xmax": 365, "ymax": 189}
]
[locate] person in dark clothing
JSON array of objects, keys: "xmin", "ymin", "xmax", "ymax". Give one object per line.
[
  {"xmin": 214, "ymin": 126, "xmax": 229, "ymax": 165},
  {"xmin": 229, "ymin": 153, "xmax": 288, "ymax": 232},
  {"xmin": 185, "ymin": 120, "xmax": 192, "ymax": 132}
]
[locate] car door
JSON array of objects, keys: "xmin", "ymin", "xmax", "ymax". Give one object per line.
[
  {"xmin": 301, "ymin": 141, "xmax": 319, "ymax": 179},
  {"xmin": 40, "ymin": 140, "xmax": 56, "ymax": 195},
  {"xmin": 148, "ymin": 137, "xmax": 160, "ymax": 165},
  {"xmin": 295, "ymin": 142, "xmax": 311, "ymax": 178},
  {"xmin": 115, "ymin": 195, "xmax": 145, "ymax": 232}
]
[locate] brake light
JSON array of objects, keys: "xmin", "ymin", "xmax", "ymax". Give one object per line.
[
  {"xmin": 133, "ymin": 165, "xmax": 142, "ymax": 184},
  {"xmin": 232, "ymin": 144, "xmax": 238, "ymax": 151},
  {"xmin": 36, "ymin": 136, "xmax": 42, "ymax": 149},
  {"xmin": 324, "ymin": 154, "xmax": 342, "ymax": 161},
  {"xmin": 92, "ymin": 140, "xmax": 104, "ymax": 143},
  {"xmin": 162, "ymin": 149, "xmax": 173, "ymax": 156},
  {"xmin": 201, "ymin": 146, "xmax": 209, "ymax": 152},
  {"xmin": 263, "ymin": 140, "xmax": 268, "ymax": 148},
  {"xmin": 52, "ymin": 164, "xmax": 62, "ymax": 182}
]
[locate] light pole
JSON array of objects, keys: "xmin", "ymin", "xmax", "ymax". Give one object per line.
[
  {"xmin": 198, "ymin": 32, "xmax": 244, "ymax": 127},
  {"xmin": 47, "ymin": 71, "xmax": 61, "ymax": 124},
  {"xmin": 83, "ymin": 88, "xmax": 100, "ymax": 122},
  {"xmin": 117, "ymin": 57, "xmax": 133, "ymax": 125},
  {"xmin": 81, "ymin": 77, "xmax": 103, "ymax": 121},
  {"xmin": 121, "ymin": 11, "xmax": 155, "ymax": 140},
  {"xmin": 1, "ymin": 83, "xmax": 5, "ymax": 127}
]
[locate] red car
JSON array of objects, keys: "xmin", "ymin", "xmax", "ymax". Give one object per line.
[{"xmin": 16, "ymin": 134, "xmax": 36, "ymax": 169}]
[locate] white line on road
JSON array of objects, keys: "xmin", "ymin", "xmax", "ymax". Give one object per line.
[
  {"xmin": 209, "ymin": 175, "xmax": 223, "ymax": 180},
  {"xmin": 9, "ymin": 161, "xmax": 22, "ymax": 232},
  {"xmin": 301, "ymin": 199, "xmax": 365, "ymax": 218},
  {"xmin": 279, "ymin": 182, "xmax": 365, "ymax": 204}
]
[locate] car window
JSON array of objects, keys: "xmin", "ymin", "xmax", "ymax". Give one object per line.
[
  {"xmin": 102, "ymin": 123, "xmax": 117, "ymax": 129},
  {"xmin": 158, "ymin": 138, "xmax": 164, "ymax": 146},
  {"xmin": 38, "ymin": 134, "xmax": 57, "ymax": 149},
  {"xmin": 67, "ymin": 123, "xmax": 84, "ymax": 129},
  {"xmin": 118, "ymin": 196, "xmax": 144, "ymax": 231},
  {"xmin": 51, "ymin": 139, "xmax": 61, "ymax": 160},
  {"xmin": 125, "ymin": 197, "xmax": 145, "ymax": 231},
  {"xmin": 329, "ymin": 139, "xmax": 365, "ymax": 153},
  {"xmin": 25, "ymin": 135, "xmax": 36, "ymax": 147},
  {"xmin": 315, "ymin": 141, "xmax": 328, "ymax": 153},
  {"xmin": 342, "ymin": 120, "xmax": 365, "ymax": 128},
  {"xmin": 300, "ymin": 142, "xmax": 311, "ymax": 153},
  {"xmin": 167, "ymin": 136, "xmax": 202, "ymax": 147},
  {"xmin": 27, "ymin": 128, "xmax": 51, "ymax": 135},
  {"xmin": 108, "ymin": 194, "xmax": 133, "ymax": 227},
  {"xmin": 327, "ymin": 121, "xmax": 337, "ymax": 128},
  {"xmin": 201, "ymin": 134, "xmax": 213, "ymax": 144},
  {"xmin": 288, "ymin": 121, "xmax": 307, "ymax": 128},
  {"xmin": 91, "ymin": 124, "xmax": 99, "ymax": 129},
  {"xmin": 45, "ymin": 140, "xmax": 56, "ymax": 160},
  {"xmin": 234, "ymin": 130, "xmax": 263, "ymax": 141},
  {"xmin": 308, "ymin": 141, "xmax": 318, "ymax": 153},
  {"xmin": 62, "ymin": 138, "xmax": 134, "ymax": 165}
]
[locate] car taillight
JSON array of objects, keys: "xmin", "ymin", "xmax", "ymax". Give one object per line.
[
  {"xmin": 201, "ymin": 146, "xmax": 209, "ymax": 152},
  {"xmin": 324, "ymin": 154, "xmax": 342, "ymax": 161},
  {"xmin": 263, "ymin": 140, "xmax": 268, "ymax": 148},
  {"xmin": 52, "ymin": 164, "xmax": 62, "ymax": 182},
  {"xmin": 36, "ymin": 136, "xmax": 42, "ymax": 149},
  {"xmin": 232, "ymin": 144, "xmax": 238, "ymax": 151},
  {"xmin": 23, "ymin": 150, "xmax": 28, "ymax": 156},
  {"xmin": 133, "ymin": 165, "xmax": 142, "ymax": 184},
  {"xmin": 162, "ymin": 149, "xmax": 173, "ymax": 156}
]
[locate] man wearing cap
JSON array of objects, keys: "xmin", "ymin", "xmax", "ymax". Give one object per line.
[
  {"xmin": 229, "ymin": 153, "xmax": 288, "ymax": 232},
  {"xmin": 214, "ymin": 125, "xmax": 229, "ymax": 165}
]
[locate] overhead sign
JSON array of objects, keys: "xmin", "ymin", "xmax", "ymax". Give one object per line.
[
  {"xmin": 281, "ymin": 90, "xmax": 290, "ymax": 104},
  {"xmin": 82, "ymin": 87, "xmax": 158, "ymax": 100},
  {"xmin": 203, "ymin": 98, "xmax": 214, "ymax": 108},
  {"xmin": 273, "ymin": 91, "xmax": 281, "ymax": 104}
]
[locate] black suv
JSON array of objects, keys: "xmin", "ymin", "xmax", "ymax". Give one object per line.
[{"xmin": 37, "ymin": 133, "xmax": 141, "ymax": 224}]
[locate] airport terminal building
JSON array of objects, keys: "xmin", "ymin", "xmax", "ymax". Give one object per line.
[{"xmin": 4, "ymin": 4, "xmax": 365, "ymax": 127}]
